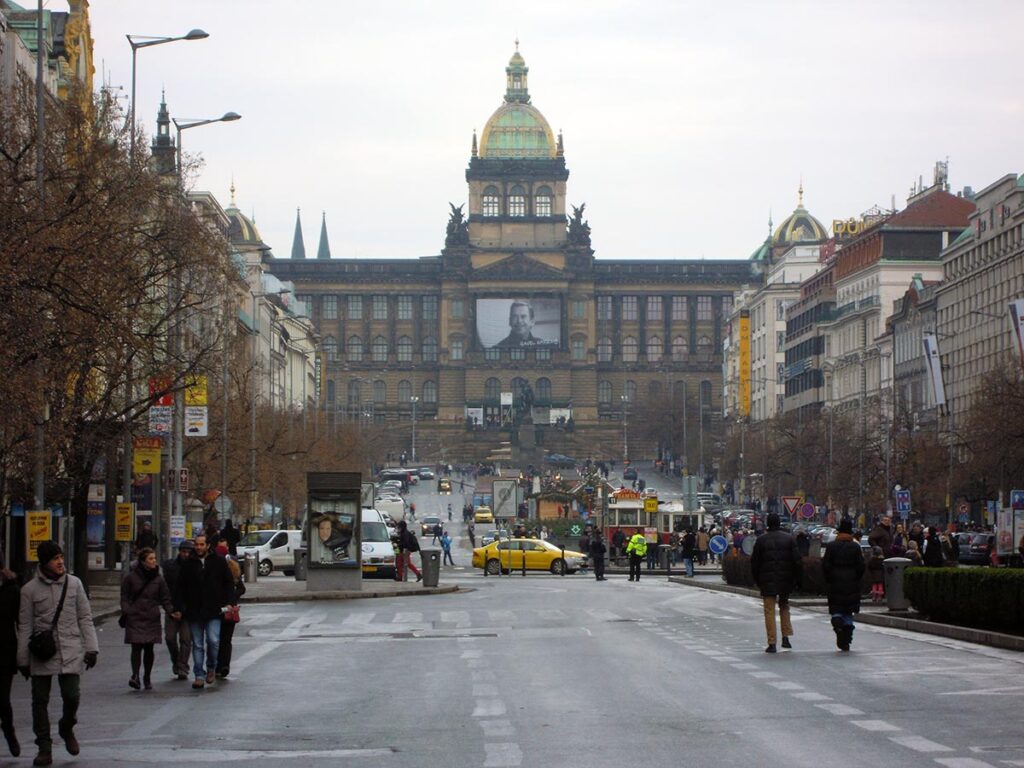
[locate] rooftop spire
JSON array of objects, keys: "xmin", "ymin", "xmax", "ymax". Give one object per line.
[
  {"xmin": 471, "ymin": 129, "xmax": 477, "ymax": 158},
  {"xmin": 229, "ymin": 176, "xmax": 236, "ymax": 208},
  {"xmin": 504, "ymin": 41, "xmax": 530, "ymax": 104},
  {"xmin": 798, "ymin": 178, "xmax": 804, "ymax": 208},
  {"xmin": 291, "ymin": 208, "xmax": 306, "ymax": 260},
  {"xmin": 317, "ymin": 211, "xmax": 332, "ymax": 260}
]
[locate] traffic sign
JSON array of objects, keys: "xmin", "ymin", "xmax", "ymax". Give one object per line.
[
  {"xmin": 800, "ymin": 502, "xmax": 815, "ymax": 519},
  {"xmin": 895, "ymin": 489, "xmax": 911, "ymax": 517},
  {"xmin": 708, "ymin": 535, "xmax": 728, "ymax": 555},
  {"xmin": 782, "ymin": 496, "xmax": 801, "ymax": 516},
  {"xmin": 1011, "ymin": 490, "xmax": 1024, "ymax": 510},
  {"xmin": 569, "ymin": 524, "xmax": 581, "ymax": 536}
]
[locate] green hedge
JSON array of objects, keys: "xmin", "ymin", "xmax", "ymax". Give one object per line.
[{"xmin": 904, "ymin": 567, "xmax": 1024, "ymax": 635}]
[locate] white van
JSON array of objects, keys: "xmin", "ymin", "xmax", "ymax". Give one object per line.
[
  {"xmin": 374, "ymin": 497, "xmax": 406, "ymax": 522},
  {"xmin": 238, "ymin": 529, "xmax": 302, "ymax": 577},
  {"xmin": 361, "ymin": 509, "xmax": 396, "ymax": 579}
]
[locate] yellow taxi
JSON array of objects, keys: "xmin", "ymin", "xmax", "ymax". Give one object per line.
[
  {"xmin": 471, "ymin": 538, "xmax": 588, "ymax": 575},
  {"xmin": 473, "ymin": 506, "xmax": 494, "ymax": 523}
]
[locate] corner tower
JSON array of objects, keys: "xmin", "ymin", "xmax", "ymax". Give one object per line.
[{"xmin": 466, "ymin": 45, "xmax": 569, "ymax": 250}]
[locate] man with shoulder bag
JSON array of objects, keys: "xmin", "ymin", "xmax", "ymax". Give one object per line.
[{"xmin": 17, "ymin": 541, "xmax": 98, "ymax": 767}]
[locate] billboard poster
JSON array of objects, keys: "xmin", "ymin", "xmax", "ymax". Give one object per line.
[
  {"xmin": 26, "ymin": 511, "xmax": 51, "ymax": 562},
  {"xmin": 465, "ymin": 407, "xmax": 483, "ymax": 426},
  {"xmin": 1015, "ymin": 510, "xmax": 1024, "ymax": 557},
  {"xmin": 739, "ymin": 310, "xmax": 751, "ymax": 417},
  {"xmin": 996, "ymin": 508, "xmax": 1014, "ymax": 556},
  {"xmin": 922, "ymin": 333, "xmax": 947, "ymax": 408},
  {"xmin": 309, "ymin": 499, "xmax": 359, "ymax": 567},
  {"xmin": 476, "ymin": 298, "xmax": 560, "ymax": 349}
]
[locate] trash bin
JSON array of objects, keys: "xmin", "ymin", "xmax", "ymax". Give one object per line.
[
  {"xmin": 243, "ymin": 552, "xmax": 258, "ymax": 584},
  {"xmin": 293, "ymin": 547, "xmax": 307, "ymax": 581},
  {"xmin": 658, "ymin": 544, "xmax": 672, "ymax": 569},
  {"xmin": 883, "ymin": 557, "xmax": 912, "ymax": 611},
  {"xmin": 420, "ymin": 549, "xmax": 441, "ymax": 587}
]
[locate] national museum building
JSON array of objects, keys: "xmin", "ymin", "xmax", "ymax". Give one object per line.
[{"xmin": 265, "ymin": 48, "xmax": 754, "ymax": 461}]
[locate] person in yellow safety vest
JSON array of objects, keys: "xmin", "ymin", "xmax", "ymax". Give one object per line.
[{"xmin": 626, "ymin": 529, "xmax": 648, "ymax": 582}]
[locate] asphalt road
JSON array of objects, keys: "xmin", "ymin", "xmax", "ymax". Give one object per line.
[{"xmin": 14, "ymin": 477, "xmax": 1020, "ymax": 766}]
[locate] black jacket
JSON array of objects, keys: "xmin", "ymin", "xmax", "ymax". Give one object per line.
[
  {"xmin": 161, "ymin": 554, "xmax": 190, "ymax": 597},
  {"xmin": 0, "ymin": 576, "xmax": 19, "ymax": 673},
  {"xmin": 174, "ymin": 553, "xmax": 234, "ymax": 622},
  {"xmin": 750, "ymin": 529, "xmax": 802, "ymax": 597},
  {"xmin": 922, "ymin": 536, "xmax": 945, "ymax": 567},
  {"xmin": 821, "ymin": 536, "xmax": 865, "ymax": 613},
  {"xmin": 589, "ymin": 537, "xmax": 607, "ymax": 558},
  {"xmin": 680, "ymin": 533, "xmax": 696, "ymax": 557}
]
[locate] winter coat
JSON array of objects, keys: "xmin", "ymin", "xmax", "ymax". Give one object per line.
[
  {"xmin": 226, "ymin": 558, "xmax": 246, "ymax": 605},
  {"xmin": 680, "ymin": 533, "xmax": 696, "ymax": 557},
  {"xmin": 696, "ymin": 531, "xmax": 709, "ymax": 551},
  {"xmin": 161, "ymin": 553, "xmax": 189, "ymax": 597},
  {"xmin": 867, "ymin": 555, "xmax": 885, "ymax": 585},
  {"xmin": 750, "ymin": 529, "xmax": 802, "ymax": 598},
  {"xmin": 174, "ymin": 553, "xmax": 234, "ymax": 622},
  {"xmin": 0, "ymin": 576, "xmax": 19, "ymax": 673},
  {"xmin": 922, "ymin": 536, "xmax": 945, "ymax": 567},
  {"xmin": 17, "ymin": 571, "xmax": 98, "ymax": 675},
  {"xmin": 589, "ymin": 537, "xmax": 607, "ymax": 559},
  {"xmin": 821, "ymin": 534, "xmax": 865, "ymax": 613},
  {"xmin": 867, "ymin": 524, "xmax": 893, "ymax": 556},
  {"xmin": 121, "ymin": 563, "xmax": 173, "ymax": 645}
]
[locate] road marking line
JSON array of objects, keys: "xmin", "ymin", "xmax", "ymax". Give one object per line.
[
  {"xmin": 767, "ymin": 681, "xmax": 804, "ymax": 691},
  {"xmin": 81, "ymin": 747, "xmax": 395, "ymax": 762},
  {"xmin": 816, "ymin": 703, "xmax": 863, "ymax": 716},
  {"xmin": 473, "ymin": 684, "xmax": 499, "ymax": 697},
  {"xmin": 731, "ymin": 663, "xmax": 760, "ymax": 670},
  {"xmin": 713, "ymin": 655, "xmax": 741, "ymax": 662},
  {"xmin": 473, "ymin": 699, "xmax": 507, "ymax": 717},
  {"xmin": 341, "ymin": 613, "xmax": 375, "ymax": 625},
  {"xmin": 484, "ymin": 742, "xmax": 523, "ymax": 767},
  {"xmin": 393, "ymin": 612, "xmax": 422, "ymax": 623},
  {"xmin": 791, "ymin": 692, "xmax": 831, "ymax": 702},
  {"xmin": 442, "ymin": 610, "xmax": 471, "ymax": 627},
  {"xmin": 852, "ymin": 720, "xmax": 901, "ymax": 732},
  {"xmin": 889, "ymin": 736, "xmax": 953, "ymax": 753},
  {"xmin": 934, "ymin": 759, "xmax": 998, "ymax": 768},
  {"xmin": 479, "ymin": 719, "xmax": 515, "ymax": 738},
  {"xmin": 466, "ymin": 658, "xmax": 487, "ymax": 668},
  {"xmin": 473, "ymin": 670, "xmax": 497, "ymax": 682},
  {"xmin": 749, "ymin": 671, "xmax": 781, "ymax": 679},
  {"xmin": 461, "ymin": 649, "xmax": 483, "ymax": 659}
]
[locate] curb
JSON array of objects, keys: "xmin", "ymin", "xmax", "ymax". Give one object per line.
[
  {"xmin": 666, "ymin": 576, "xmax": 1024, "ymax": 652},
  {"xmin": 239, "ymin": 584, "xmax": 461, "ymax": 604}
]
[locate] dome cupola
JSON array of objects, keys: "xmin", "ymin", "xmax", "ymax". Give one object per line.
[
  {"xmin": 772, "ymin": 183, "xmax": 828, "ymax": 246},
  {"xmin": 479, "ymin": 43, "xmax": 556, "ymax": 160}
]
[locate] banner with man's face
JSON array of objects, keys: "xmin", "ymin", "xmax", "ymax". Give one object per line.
[{"xmin": 476, "ymin": 298, "xmax": 561, "ymax": 349}]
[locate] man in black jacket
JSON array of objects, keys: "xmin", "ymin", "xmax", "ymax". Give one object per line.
[
  {"xmin": 589, "ymin": 530, "xmax": 607, "ymax": 581},
  {"xmin": 750, "ymin": 513, "xmax": 802, "ymax": 653},
  {"xmin": 161, "ymin": 540, "xmax": 194, "ymax": 680},
  {"xmin": 821, "ymin": 518, "xmax": 865, "ymax": 651},
  {"xmin": 172, "ymin": 534, "xmax": 233, "ymax": 689}
]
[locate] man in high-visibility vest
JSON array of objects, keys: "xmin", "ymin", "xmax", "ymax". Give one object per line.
[{"xmin": 626, "ymin": 529, "xmax": 648, "ymax": 582}]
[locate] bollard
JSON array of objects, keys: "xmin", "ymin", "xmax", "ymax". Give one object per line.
[
  {"xmin": 560, "ymin": 546, "xmax": 565, "ymax": 577},
  {"xmin": 243, "ymin": 552, "xmax": 258, "ymax": 584},
  {"xmin": 522, "ymin": 550, "xmax": 526, "ymax": 577}
]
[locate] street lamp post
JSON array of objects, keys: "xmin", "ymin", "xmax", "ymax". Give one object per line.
[
  {"xmin": 410, "ymin": 396, "xmax": 419, "ymax": 463},
  {"xmin": 620, "ymin": 395, "xmax": 629, "ymax": 461}
]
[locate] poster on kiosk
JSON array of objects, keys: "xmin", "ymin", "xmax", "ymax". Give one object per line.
[{"xmin": 307, "ymin": 472, "xmax": 361, "ymax": 570}]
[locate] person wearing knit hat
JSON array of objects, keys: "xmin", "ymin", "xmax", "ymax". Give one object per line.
[
  {"xmin": 822, "ymin": 517, "xmax": 865, "ymax": 652},
  {"xmin": 17, "ymin": 541, "xmax": 99, "ymax": 765}
]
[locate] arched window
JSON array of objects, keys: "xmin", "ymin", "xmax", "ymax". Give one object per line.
[
  {"xmin": 598, "ymin": 380, "xmax": 612, "ymax": 404},
  {"xmin": 535, "ymin": 185, "xmax": 552, "ymax": 217},
  {"xmin": 373, "ymin": 380, "xmax": 386, "ymax": 404},
  {"xmin": 647, "ymin": 335, "xmax": 662, "ymax": 362},
  {"xmin": 323, "ymin": 335, "xmax": 338, "ymax": 362},
  {"xmin": 622, "ymin": 336, "xmax": 638, "ymax": 363},
  {"xmin": 397, "ymin": 335, "xmax": 413, "ymax": 363},
  {"xmin": 648, "ymin": 380, "xmax": 662, "ymax": 398},
  {"xmin": 485, "ymin": 377, "xmax": 501, "ymax": 401},
  {"xmin": 672, "ymin": 335, "xmax": 687, "ymax": 360},
  {"xmin": 571, "ymin": 336, "xmax": 586, "ymax": 361},
  {"xmin": 449, "ymin": 336, "xmax": 464, "ymax": 361},
  {"xmin": 625, "ymin": 380, "xmax": 637, "ymax": 402},
  {"xmin": 482, "ymin": 185, "xmax": 500, "ymax": 217},
  {"xmin": 347, "ymin": 335, "xmax": 363, "ymax": 362},
  {"xmin": 597, "ymin": 337, "xmax": 612, "ymax": 363},
  {"xmin": 326, "ymin": 380, "xmax": 336, "ymax": 402},
  {"xmin": 398, "ymin": 380, "xmax": 412, "ymax": 402},
  {"xmin": 508, "ymin": 185, "xmax": 526, "ymax": 217},
  {"xmin": 536, "ymin": 377, "xmax": 551, "ymax": 402},
  {"xmin": 372, "ymin": 335, "xmax": 388, "ymax": 363},
  {"xmin": 697, "ymin": 334, "xmax": 712, "ymax": 353},
  {"xmin": 423, "ymin": 380, "xmax": 437, "ymax": 403},
  {"xmin": 347, "ymin": 380, "xmax": 361, "ymax": 405},
  {"xmin": 422, "ymin": 337, "xmax": 438, "ymax": 363}
]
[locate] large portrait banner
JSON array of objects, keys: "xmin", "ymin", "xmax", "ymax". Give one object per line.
[{"xmin": 476, "ymin": 298, "xmax": 560, "ymax": 349}]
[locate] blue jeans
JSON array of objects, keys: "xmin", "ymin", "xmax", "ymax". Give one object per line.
[
  {"xmin": 189, "ymin": 618, "xmax": 222, "ymax": 680},
  {"xmin": 683, "ymin": 557, "xmax": 694, "ymax": 577}
]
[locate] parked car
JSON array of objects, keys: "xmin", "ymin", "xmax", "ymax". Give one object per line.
[
  {"xmin": 480, "ymin": 529, "xmax": 508, "ymax": 547},
  {"xmin": 474, "ymin": 506, "xmax": 494, "ymax": 524},
  {"xmin": 361, "ymin": 509, "xmax": 397, "ymax": 578},
  {"xmin": 238, "ymin": 529, "xmax": 302, "ymax": 577},
  {"xmin": 471, "ymin": 538, "xmax": 588, "ymax": 575},
  {"xmin": 959, "ymin": 533, "xmax": 994, "ymax": 565},
  {"xmin": 418, "ymin": 468, "xmax": 436, "ymax": 480},
  {"xmin": 420, "ymin": 515, "xmax": 443, "ymax": 537}
]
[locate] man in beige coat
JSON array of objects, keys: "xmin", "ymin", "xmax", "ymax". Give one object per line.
[{"xmin": 17, "ymin": 541, "xmax": 98, "ymax": 767}]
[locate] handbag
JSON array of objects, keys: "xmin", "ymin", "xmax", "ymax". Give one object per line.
[
  {"xmin": 223, "ymin": 604, "xmax": 240, "ymax": 623},
  {"xmin": 29, "ymin": 578, "xmax": 69, "ymax": 662}
]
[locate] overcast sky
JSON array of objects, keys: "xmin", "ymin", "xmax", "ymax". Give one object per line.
[{"xmin": 89, "ymin": 1, "xmax": 1022, "ymax": 262}]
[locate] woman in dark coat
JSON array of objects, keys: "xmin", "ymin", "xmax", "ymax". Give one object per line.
[
  {"xmin": 922, "ymin": 527, "xmax": 946, "ymax": 568},
  {"xmin": 0, "ymin": 562, "xmax": 20, "ymax": 755},
  {"xmin": 121, "ymin": 547, "xmax": 176, "ymax": 690},
  {"xmin": 821, "ymin": 518, "xmax": 865, "ymax": 652},
  {"xmin": 215, "ymin": 543, "xmax": 246, "ymax": 678}
]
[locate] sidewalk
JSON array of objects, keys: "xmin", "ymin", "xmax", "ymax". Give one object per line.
[{"xmin": 666, "ymin": 575, "xmax": 1024, "ymax": 652}]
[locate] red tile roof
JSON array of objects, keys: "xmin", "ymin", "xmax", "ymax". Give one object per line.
[{"xmin": 886, "ymin": 189, "xmax": 975, "ymax": 228}]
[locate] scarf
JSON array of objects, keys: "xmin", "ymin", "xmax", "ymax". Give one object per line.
[{"xmin": 836, "ymin": 533, "xmax": 854, "ymax": 542}]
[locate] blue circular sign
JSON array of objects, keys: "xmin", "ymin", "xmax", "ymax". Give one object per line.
[{"xmin": 709, "ymin": 535, "xmax": 728, "ymax": 555}]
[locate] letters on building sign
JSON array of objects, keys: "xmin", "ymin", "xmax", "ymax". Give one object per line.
[{"xmin": 832, "ymin": 218, "xmax": 865, "ymax": 238}]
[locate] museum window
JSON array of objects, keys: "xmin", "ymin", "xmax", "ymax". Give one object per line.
[
  {"xmin": 648, "ymin": 380, "xmax": 662, "ymax": 398},
  {"xmin": 647, "ymin": 335, "xmax": 662, "ymax": 362},
  {"xmin": 397, "ymin": 335, "xmax": 413, "ymax": 362},
  {"xmin": 572, "ymin": 300, "xmax": 586, "ymax": 319},
  {"xmin": 296, "ymin": 294, "xmax": 312, "ymax": 316},
  {"xmin": 326, "ymin": 380, "xmax": 336, "ymax": 402},
  {"xmin": 700, "ymin": 380, "xmax": 712, "ymax": 409},
  {"xmin": 536, "ymin": 377, "xmax": 552, "ymax": 402},
  {"xmin": 535, "ymin": 347, "xmax": 551, "ymax": 361},
  {"xmin": 598, "ymin": 380, "xmax": 612, "ymax": 404},
  {"xmin": 622, "ymin": 336, "xmax": 638, "ymax": 363},
  {"xmin": 397, "ymin": 295, "xmax": 413, "ymax": 320},
  {"xmin": 347, "ymin": 295, "xmax": 363, "ymax": 320},
  {"xmin": 535, "ymin": 186, "xmax": 553, "ymax": 217},
  {"xmin": 422, "ymin": 295, "xmax": 438, "ymax": 320},
  {"xmin": 451, "ymin": 299, "xmax": 464, "ymax": 319},
  {"xmin": 423, "ymin": 380, "xmax": 437, "ymax": 404},
  {"xmin": 571, "ymin": 337, "xmax": 586, "ymax": 361},
  {"xmin": 625, "ymin": 380, "xmax": 637, "ymax": 402},
  {"xmin": 373, "ymin": 380, "xmax": 386, "ymax": 404},
  {"xmin": 597, "ymin": 296, "xmax": 613, "ymax": 320},
  {"xmin": 509, "ymin": 185, "xmax": 526, "ymax": 217},
  {"xmin": 347, "ymin": 335, "xmax": 363, "ymax": 362},
  {"xmin": 721, "ymin": 295, "xmax": 734, "ymax": 318},
  {"xmin": 672, "ymin": 296, "xmax": 688, "ymax": 321},
  {"xmin": 697, "ymin": 296, "xmax": 713, "ymax": 321},
  {"xmin": 647, "ymin": 296, "xmax": 662, "ymax": 321},
  {"xmin": 347, "ymin": 380, "xmax": 361, "ymax": 406},
  {"xmin": 597, "ymin": 337, "xmax": 613, "ymax": 363},
  {"xmin": 621, "ymin": 296, "xmax": 638, "ymax": 321},
  {"xmin": 398, "ymin": 380, "xmax": 412, "ymax": 403},
  {"xmin": 373, "ymin": 295, "xmax": 388, "ymax": 320},
  {"xmin": 322, "ymin": 295, "xmax": 338, "ymax": 320},
  {"xmin": 372, "ymin": 335, "xmax": 388, "ymax": 362},
  {"xmin": 509, "ymin": 347, "xmax": 526, "ymax": 362},
  {"xmin": 482, "ymin": 186, "xmax": 500, "ymax": 217},
  {"xmin": 485, "ymin": 377, "xmax": 501, "ymax": 401},
  {"xmin": 450, "ymin": 338, "xmax": 464, "ymax": 361},
  {"xmin": 485, "ymin": 347, "xmax": 500, "ymax": 362},
  {"xmin": 323, "ymin": 335, "xmax": 338, "ymax": 362},
  {"xmin": 697, "ymin": 335, "xmax": 712, "ymax": 354},
  {"xmin": 422, "ymin": 337, "xmax": 438, "ymax": 362}
]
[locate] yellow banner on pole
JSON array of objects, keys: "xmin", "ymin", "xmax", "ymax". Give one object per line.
[
  {"xmin": 185, "ymin": 375, "xmax": 208, "ymax": 406},
  {"xmin": 26, "ymin": 511, "xmax": 52, "ymax": 562},
  {"xmin": 115, "ymin": 502, "xmax": 134, "ymax": 542},
  {"xmin": 133, "ymin": 437, "xmax": 162, "ymax": 474}
]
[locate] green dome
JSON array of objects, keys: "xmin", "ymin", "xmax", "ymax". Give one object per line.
[{"xmin": 480, "ymin": 102, "xmax": 555, "ymax": 159}]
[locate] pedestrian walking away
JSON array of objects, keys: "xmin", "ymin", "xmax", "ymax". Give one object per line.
[
  {"xmin": 396, "ymin": 521, "xmax": 423, "ymax": 582},
  {"xmin": 17, "ymin": 541, "xmax": 98, "ymax": 767},
  {"xmin": 440, "ymin": 531, "xmax": 455, "ymax": 566},
  {"xmin": 589, "ymin": 529, "xmax": 607, "ymax": 581},
  {"xmin": 161, "ymin": 540, "xmax": 194, "ymax": 680},
  {"xmin": 120, "ymin": 547, "xmax": 176, "ymax": 691},
  {"xmin": 0, "ymin": 556, "xmax": 21, "ymax": 756},
  {"xmin": 680, "ymin": 529, "xmax": 696, "ymax": 577},
  {"xmin": 626, "ymin": 529, "xmax": 647, "ymax": 582},
  {"xmin": 750, "ymin": 513, "xmax": 803, "ymax": 653},
  {"xmin": 216, "ymin": 543, "xmax": 245, "ymax": 679},
  {"xmin": 447, "ymin": 503, "xmax": 452, "ymax": 522},
  {"xmin": 172, "ymin": 534, "xmax": 234, "ymax": 690},
  {"xmin": 821, "ymin": 518, "xmax": 865, "ymax": 652}
]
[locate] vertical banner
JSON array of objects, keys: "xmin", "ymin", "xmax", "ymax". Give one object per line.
[
  {"xmin": 996, "ymin": 508, "xmax": 1014, "ymax": 556},
  {"xmin": 26, "ymin": 511, "xmax": 52, "ymax": 562},
  {"xmin": 922, "ymin": 333, "xmax": 947, "ymax": 409},
  {"xmin": 185, "ymin": 375, "xmax": 208, "ymax": 406},
  {"xmin": 738, "ymin": 309, "xmax": 751, "ymax": 417},
  {"xmin": 1009, "ymin": 299, "xmax": 1024, "ymax": 373},
  {"xmin": 115, "ymin": 502, "xmax": 134, "ymax": 542}
]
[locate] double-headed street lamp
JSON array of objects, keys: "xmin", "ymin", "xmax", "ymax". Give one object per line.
[
  {"xmin": 173, "ymin": 113, "xmax": 242, "ymax": 186},
  {"xmin": 410, "ymin": 396, "xmax": 420, "ymax": 463},
  {"xmin": 620, "ymin": 394, "xmax": 629, "ymax": 462}
]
